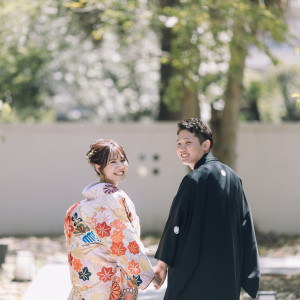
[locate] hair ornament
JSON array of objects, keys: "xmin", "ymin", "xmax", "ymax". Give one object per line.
[{"xmin": 87, "ymin": 148, "xmax": 97, "ymax": 158}]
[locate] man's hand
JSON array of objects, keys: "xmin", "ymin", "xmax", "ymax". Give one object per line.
[{"xmin": 153, "ymin": 260, "xmax": 168, "ymax": 290}]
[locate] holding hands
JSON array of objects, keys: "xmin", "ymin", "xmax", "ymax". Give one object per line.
[{"xmin": 152, "ymin": 260, "xmax": 168, "ymax": 290}]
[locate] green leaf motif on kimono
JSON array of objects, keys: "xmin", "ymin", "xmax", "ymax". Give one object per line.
[{"xmin": 74, "ymin": 223, "xmax": 90, "ymax": 234}]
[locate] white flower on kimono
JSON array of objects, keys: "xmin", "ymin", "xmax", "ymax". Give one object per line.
[{"xmin": 101, "ymin": 212, "xmax": 112, "ymax": 224}]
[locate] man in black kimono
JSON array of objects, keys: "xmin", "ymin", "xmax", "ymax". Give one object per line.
[{"xmin": 153, "ymin": 118, "xmax": 260, "ymax": 300}]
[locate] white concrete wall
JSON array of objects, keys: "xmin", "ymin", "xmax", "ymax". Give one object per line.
[
  {"xmin": 0, "ymin": 122, "xmax": 299, "ymax": 236},
  {"xmin": 0, "ymin": 123, "xmax": 186, "ymax": 236},
  {"xmin": 237, "ymin": 123, "xmax": 300, "ymax": 234}
]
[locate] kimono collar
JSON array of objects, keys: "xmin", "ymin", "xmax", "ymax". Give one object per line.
[
  {"xmin": 82, "ymin": 182, "xmax": 119, "ymax": 200},
  {"xmin": 194, "ymin": 152, "xmax": 218, "ymax": 170}
]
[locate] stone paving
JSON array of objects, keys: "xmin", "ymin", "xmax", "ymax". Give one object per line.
[
  {"xmin": 1, "ymin": 235, "xmax": 300, "ymax": 300},
  {"xmin": 22, "ymin": 256, "xmax": 166, "ymax": 300}
]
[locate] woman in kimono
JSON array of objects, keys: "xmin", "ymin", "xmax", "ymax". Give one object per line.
[{"xmin": 64, "ymin": 139, "xmax": 154, "ymax": 300}]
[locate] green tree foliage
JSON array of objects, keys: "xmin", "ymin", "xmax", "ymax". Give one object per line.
[
  {"xmin": 63, "ymin": 0, "xmax": 160, "ymax": 121},
  {"xmin": 0, "ymin": 0, "xmax": 53, "ymax": 121},
  {"xmin": 206, "ymin": 0, "xmax": 288, "ymax": 168},
  {"xmin": 0, "ymin": 0, "xmax": 291, "ymax": 168},
  {"xmin": 249, "ymin": 65, "xmax": 300, "ymax": 122},
  {"xmin": 293, "ymin": 94, "xmax": 300, "ymax": 109},
  {"xmin": 241, "ymin": 80, "xmax": 262, "ymax": 121},
  {"xmin": 1, "ymin": 0, "xmax": 151, "ymax": 122},
  {"xmin": 64, "ymin": 0, "xmax": 289, "ymax": 168},
  {"xmin": 0, "ymin": 100, "xmax": 12, "ymax": 123},
  {"xmin": 278, "ymin": 71, "xmax": 300, "ymax": 121}
]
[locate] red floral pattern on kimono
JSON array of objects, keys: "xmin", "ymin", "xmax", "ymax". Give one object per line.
[{"xmin": 64, "ymin": 182, "xmax": 154, "ymax": 300}]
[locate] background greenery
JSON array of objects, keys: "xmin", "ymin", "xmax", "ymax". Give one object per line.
[{"xmin": 1, "ymin": 0, "xmax": 299, "ymax": 167}]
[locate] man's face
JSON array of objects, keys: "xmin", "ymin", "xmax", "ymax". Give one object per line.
[{"xmin": 176, "ymin": 130, "xmax": 205, "ymax": 169}]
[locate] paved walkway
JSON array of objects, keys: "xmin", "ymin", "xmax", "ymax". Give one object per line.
[
  {"xmin": 23, "ymin": 255, "xmax": 300, "ymax": 300},
  {"xmin": 23, "ymin": 256, "xmax": 166, "ymax": 300},
  {"xmin": 259, "ymin": 255, "xmax": 300, "ymax": 275}
]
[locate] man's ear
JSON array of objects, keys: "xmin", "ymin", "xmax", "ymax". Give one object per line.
[{"xmin": 202, "ymin": 140, "xmax": 211, "ymax": 152}]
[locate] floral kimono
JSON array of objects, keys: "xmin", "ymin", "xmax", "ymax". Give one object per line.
[{"xmin": 64, "ymin": 182, "xmax": 154, "ymax": 300}]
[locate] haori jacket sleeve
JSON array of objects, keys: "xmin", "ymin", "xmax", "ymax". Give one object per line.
[
  {"xmin": 80, "ymin": 193, "xmax": 154, "ymax": 290},
  {"xmin": 154, "ymin": 178, "xmax": 185, "ymax": 267},
  {"xmin": 241, "ymin": 190, "xmax": 260, "ymax": 298},
  {"xmin": 155, "ymin": 176, "xmax": 200, "ymax": 268}
]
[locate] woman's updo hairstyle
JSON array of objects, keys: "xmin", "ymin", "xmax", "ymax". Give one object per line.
[{"xmin": 86, "ymin": 139, "xmax": 128, "ymax": 176}]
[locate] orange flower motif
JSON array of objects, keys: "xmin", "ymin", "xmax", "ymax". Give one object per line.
[
  {"xmin": 128, "ymin": 259, "xmax": 140, "ymax": 276},
  {"xmin": 110, "ymin": 281, "xmax": 121, "ymax": 300},
  {"xmin": 111, "ymin": 230, "xmax": 125, "ymax": 244},
  {"xmin": 110, "ymin": 219, "xmax": 126, "ymax": 230},
  {"xmin": 64, "ymin": 215, "xmax": 74, "ymax": 239},
  {"xmin": 111, "ymin": 242, "xmax": 127, "ymax": 256},
  {"xmin": 95, "ymin": 222, "xmax": 111, "ymax": 238},
  {"xmin": 128, "ymin": 241, "xmax": 139, "ymax": 255},
  {"xmin": 97, "ymin": 266, "xmax": 115, "ymax": 282},
  {"xmin": 72, "ymin": 257, "xmax": 83, "ymax": 272}
]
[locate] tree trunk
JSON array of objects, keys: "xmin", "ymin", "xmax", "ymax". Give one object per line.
[
  {"xmin": 157, "ymin": 0, "xmax": 199, "ymax": 121},
  {"xmin": 212, "ymin": 23, "xmax": 248, "ymax": 170},
  {"xmin": 157, "ymin": 24, "xmax": 182, "ymax": 120},
  {"xmin": 158, "ymin": 84, "xmax": 200, "ymax": 120},
  {"xmin": 182, "ymin": 86, "xmax": 200, "ymax": 119},
  {"xmin": 158, "ymin": 0, "xmax": 177, "ymax": 121}
]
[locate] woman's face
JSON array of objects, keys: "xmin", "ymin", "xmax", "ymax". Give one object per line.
[{"xmin": 99, "ymin": 152, "xmax": 128, "ymax": 186}]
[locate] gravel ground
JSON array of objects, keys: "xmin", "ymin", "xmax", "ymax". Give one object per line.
[
  {"xmin": 0, "ymin": 235, "xmax": 66, "ymax": 300},
  {"xmin": 254, "ymin": 232, "xmax": 300, "ymax": 300},
  {"xmin": 0, "ymin": 233, "xmax": 300, "ymax": 300}
]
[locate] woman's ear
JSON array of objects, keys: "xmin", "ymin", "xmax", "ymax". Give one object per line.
[{"xmin": 94, "ymin": 164, "xmax": 101, "ymax": 175}]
